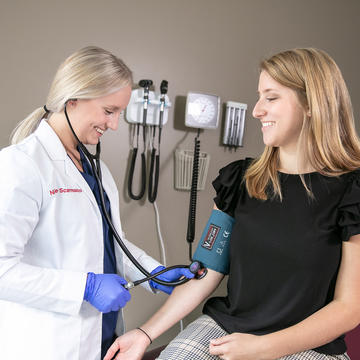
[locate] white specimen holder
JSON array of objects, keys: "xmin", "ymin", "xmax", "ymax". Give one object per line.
[
  {"xmin": 223, "ymin": 101, "xmax": 247, "ymax": 147},
  {"xmin": 125, "ymin": 88, "xmax": 172, "ymax": 125},
  {"xmin": 174, "ymin": 149, "xmax": 210, "ymax": 191}
]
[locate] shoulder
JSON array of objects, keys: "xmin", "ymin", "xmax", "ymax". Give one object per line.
[
  {"xmin": 337, "ymin": 169, "xmax": 360, "ymax": 241},
  {"xmin": 214, "ymin": 157, "xmax": 253, "ymax": 187},
  {"xmin": 337, "ymin": 168, "xmax": 360, "ymax": 202},
  {"xmin": 212, "ymin": 158, "xmax": 253, "ymax": 216},
  {"xmin": 0, "ymin": 141, "xmax": 42, "ymax": 189},
  {"xmin": 342, "ymin": 168, "xmax": 360, "ymax": 183},
  {"xmin": 0, "ymin": 139, "xmax": 39, "ymax": 169},
  {"xmin": 334, "ymin": 168, "xmax": 360, "ymax": 213}
]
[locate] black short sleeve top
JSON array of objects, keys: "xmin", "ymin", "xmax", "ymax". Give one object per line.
[{"xmin": 203, "ymin": 159, "xmax": 360, "ymax": 355}]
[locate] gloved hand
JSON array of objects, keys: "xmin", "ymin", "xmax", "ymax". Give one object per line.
[
  {"xmin": 149, "ymin": 266, "xmax": 195, "ymax": 295},
  {"xmin": 84, "ymin": 272, "xmax": 131, "ymax": 313}
]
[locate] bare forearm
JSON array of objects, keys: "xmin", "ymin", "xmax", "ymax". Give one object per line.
[
  {"xmin": 263, "ymin": 300, "xmax": 360, "ymax": 359},
  {"xmin": 141, "ymin": 269, "xmax": 223, "ymax": 340}
]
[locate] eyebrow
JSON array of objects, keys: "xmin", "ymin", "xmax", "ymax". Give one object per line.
[
  {"xmin": 257, "ymin": 88, "xmax": 279, "ymax": 94},
  {"xmin": 105, "ymin": 105, "xmax": 121, "ymax": 111}
]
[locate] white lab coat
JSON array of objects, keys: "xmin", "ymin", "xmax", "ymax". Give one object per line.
[{"xmin": 0, "ymin": 120, "xmax": 160, "ymax": 360}]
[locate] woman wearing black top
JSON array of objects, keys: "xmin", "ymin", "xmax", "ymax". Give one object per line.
[{"xmin": 105, "ymin": 48, "xmax": 360, "ymax": 360}]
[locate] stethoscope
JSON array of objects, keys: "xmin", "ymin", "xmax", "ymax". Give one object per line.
[{"xmin": 63, "ymin": 100, "xmax": 206, "ymax": 289}]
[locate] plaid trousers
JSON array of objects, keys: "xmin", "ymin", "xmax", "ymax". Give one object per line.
[{"xmin": 156, "ymin": 315, "xmax": 350, "ymax": 360}]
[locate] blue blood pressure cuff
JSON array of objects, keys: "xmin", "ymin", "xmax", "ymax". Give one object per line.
[{"xmin": 193, "ymin": 210, "xmax": 234, "ymax": 275}]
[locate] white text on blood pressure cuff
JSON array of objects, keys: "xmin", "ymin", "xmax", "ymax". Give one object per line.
[{"xmin": 201, "ymin": 224, "xmax": 220, "ymax": 250}]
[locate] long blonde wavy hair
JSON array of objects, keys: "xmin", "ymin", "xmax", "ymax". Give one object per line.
[
  {"xmin": 11, "ymin": 46, "xmax": 133, "ymax": 144},
  {"xmin": 245, "ymin": 48, "xmax": 360, "ymax": 200}
]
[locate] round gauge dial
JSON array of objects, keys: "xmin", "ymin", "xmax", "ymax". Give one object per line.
[
  {"xmin": 185, "ymin": 92, "xmax": 220, "ymax": 129},
  {"xmin": 189, "ymin": 97, "xmax": 216, "ymax": 124}
]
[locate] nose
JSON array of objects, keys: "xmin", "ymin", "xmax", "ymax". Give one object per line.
[
  {"xmin": 106, "ymin": 115, "xmax": 120, "ymax": 131},
  {"xmin": 252, "ymin": 99, "xmax": 266, "ymax": 119}
]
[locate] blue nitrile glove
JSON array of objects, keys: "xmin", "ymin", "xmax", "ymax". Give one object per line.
[
  {"xmin": 84, "ymin": 272, "xmax": 131, "ymax": 313},
  {"xmin": 149, "ymin": 266, "xmax": 195, "ymax": 295}
]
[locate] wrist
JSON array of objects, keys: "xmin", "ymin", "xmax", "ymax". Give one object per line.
[
  {"xmin": 136, "ymin": 327, "xmax": 153, "ymax": 345},
  {"xmin": 150, "ymin": 266, "xmax": 166, "ymax": 290},
  {"xmin": 84, "ymin": 272, "xmax": 95, "ymax": 301},
  {"xmin": 258, "ymin": 334, "xmax": 277, "ymax": 360},
  {"xmin": 149, "ymin": 279, "xmax": 157, "ymax": 290}
]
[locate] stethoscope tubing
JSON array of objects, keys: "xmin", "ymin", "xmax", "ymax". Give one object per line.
[
  {"xmin": 64, "ymin": 102, "xmax": 191, "ymax": 288},
  {"xmin": 91, "ymin": 159, "xmax": 190, "ymax": 288}
]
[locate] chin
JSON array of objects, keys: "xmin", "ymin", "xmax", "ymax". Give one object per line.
[
  {"xmin": 263, "ymin": 136, "xmax": 279, "ymax": 147},
  {"xmin": 88, "ymin": 139, "xmax": 100, "ymax": 145},
  {"xmin": 263, "ymin": 138, "xmax": 274, "ymax": 147}
]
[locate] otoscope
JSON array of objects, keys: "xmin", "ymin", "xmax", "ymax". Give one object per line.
[
  {"xmin": 148, "ymin": 80, "xmax": 168, "ymax": 203},
  {"xmin": 127, "ymin": 80, "xmax": 153, "ymax": 200}
]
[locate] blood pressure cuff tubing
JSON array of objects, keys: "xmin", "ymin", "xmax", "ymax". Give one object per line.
[{"xmin": 193, "ymin": 209, "xmax": 234, "ymax": 275}]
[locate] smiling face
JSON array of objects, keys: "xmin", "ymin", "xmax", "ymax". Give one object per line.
[
  {"xmin": 253, "ymin": 71, "xmax": 305, "ymax": 153},
  {"xmin": 66, "ymin": 85, "xmax": 132, "ymax": 145}
]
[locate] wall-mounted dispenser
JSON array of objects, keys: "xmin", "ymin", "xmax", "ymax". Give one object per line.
[{"xmin": 223, "ymin": 101, "xmax": 247, "ymax": 148}]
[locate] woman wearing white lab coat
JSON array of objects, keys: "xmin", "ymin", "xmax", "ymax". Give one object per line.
[{"xmin": 0, "ymin": 46, "xmax": 192, "ymax": 360}]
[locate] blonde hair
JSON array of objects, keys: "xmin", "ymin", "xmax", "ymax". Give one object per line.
[
  {"xmin": 245, "ymin": 48, "xmax": 360, "ymax": 200},
  {"xmin": 11, "ymin": 46, "xmax": 133, "ymax": 144}
]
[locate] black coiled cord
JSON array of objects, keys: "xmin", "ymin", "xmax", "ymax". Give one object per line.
[{"xmin": 187, "ymin": 130, "xmax": 201, "ymax": 261}]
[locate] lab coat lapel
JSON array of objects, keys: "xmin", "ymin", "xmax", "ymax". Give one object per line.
[
  {"xmin": 64, "ymin": 158, "xmax": 99, "ymax": 210},
  {"xmin": 35, "ymin": 120, "xmax": 99, "ymax": 211}
]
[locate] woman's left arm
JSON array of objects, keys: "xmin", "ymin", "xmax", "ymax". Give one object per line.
[{"xmin": 210, "ymin": 234, "xmax": 360, "ymax": 360}]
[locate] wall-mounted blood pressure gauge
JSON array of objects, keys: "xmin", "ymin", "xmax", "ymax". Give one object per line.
[{"xmin": 185, "ymin": 92, "xmax": 220, "ymax": 129}]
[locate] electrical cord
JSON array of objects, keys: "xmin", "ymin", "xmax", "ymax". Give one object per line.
[
  {"xmin": 152, "ymin": 200, "xmax": 184, "ymax": 331},
  {"xmin": 153, "ymin": 201, "xmax": 166, "ymax": 265}
]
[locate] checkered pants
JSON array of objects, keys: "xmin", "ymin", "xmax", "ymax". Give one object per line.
[{"xmin": 156, "ymin": 315, "xmax": 350, "ymax": 360}]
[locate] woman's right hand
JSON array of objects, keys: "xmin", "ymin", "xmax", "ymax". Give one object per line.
[
  {"xmin": 103, "ymin": 329, "xmax": 150, "ymax": 360},
  {"xmin": 84, "ymin": 273, "xmax": 131, "ymax": 313}
]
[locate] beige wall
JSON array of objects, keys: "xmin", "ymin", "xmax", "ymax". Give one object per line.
[{"xmin": 1, "ymin": 0, "xmax": 359, "ymax": 349}]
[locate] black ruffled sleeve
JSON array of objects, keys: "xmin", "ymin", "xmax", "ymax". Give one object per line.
[
  {"xmin": 212, "ymin": 158, "xmax": 253, "ymax": 217},
  {"xmin": 338, "ymin": 170, "xmax": 360, "ymax": 241}
]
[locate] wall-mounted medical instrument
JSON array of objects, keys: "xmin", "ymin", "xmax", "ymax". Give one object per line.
[
  {"xmin": 127, "ymin": 79, "xmax": 152, "ymax": 201},
  {"xmin": 126, "ymin": 80, "xmax": 171, "ymax": 202},
  {"xmin": 185, "ymin": 92, "xmax": 220, "ymax": 129},
  {"xmin": 181, "ymin": 92, "xmax": 220, "ymax": 261},
  {"xmin": 223, "ymin": 101, "xmax": 247, "ymax": 148},
  {"xmin": 148, "ymin": 80, "xmax": 168, "ymax": 203}
]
